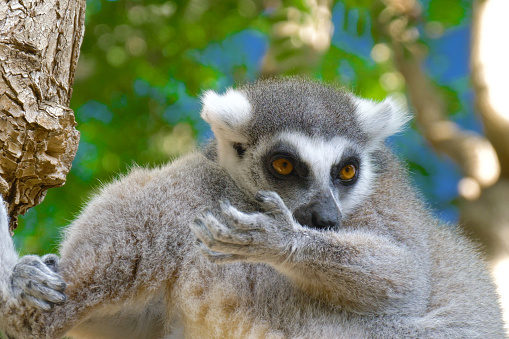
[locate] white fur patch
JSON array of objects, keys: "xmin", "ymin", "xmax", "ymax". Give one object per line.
[
  {"xmin": 276, "ymin": 132, "xmax": 376, "ymax": 217},
  {"xmin": 200, "ymin": 88, "xmax": 252, "ymax": 134},
  {"xmin": 341, "ymin": 151, "xmax": 376, "ymax": 216},
  {"xmin": 200, "ymin": 89, "xmax": 252, "ymax": 175},
  {"xmin": 277, "ymin": 132, "xmax": 357, "ymax": 185},
  {"xmin": 354, "ymin": 95, "xmax": 411, "ymax": 144}
]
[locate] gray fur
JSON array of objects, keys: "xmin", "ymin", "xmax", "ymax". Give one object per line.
[
  {"xmin": 0, "ymin": 78, "xmax": 505, "ymax": 338},
  {"xmin": 241, "ymin": 79, "xmax": 365, "ymax": 144}
]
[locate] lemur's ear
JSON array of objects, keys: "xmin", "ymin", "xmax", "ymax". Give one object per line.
[
  {"xmin": 354, "ymin": 96, "xmax": 411, "ymax": 144},
  {"xmin": 200, "ymin": 88, "xmax": 252, "ymax": 143}
]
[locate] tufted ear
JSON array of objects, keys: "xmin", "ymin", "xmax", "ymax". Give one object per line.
[
  {"xmin": 200, "ymin": 88, "xmax": 252, "ymax": 144},
  {"xmin": 354, "ymin": 96, "xmax": 411, "ymax": 144}
]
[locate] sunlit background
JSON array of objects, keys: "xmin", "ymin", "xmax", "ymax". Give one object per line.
[{"xmin": 11, "ymin": 0, "xmax": 509, "ymax": 329}]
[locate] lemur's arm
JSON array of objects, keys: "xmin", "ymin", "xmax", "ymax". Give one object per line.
[{"xmin": 191, "ymin": 191, "xmax": 424, "ymax": 314}]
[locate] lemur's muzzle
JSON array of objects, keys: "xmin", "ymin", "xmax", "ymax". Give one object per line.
[{"xmin": 293, "ymin": 193, "xmax": 342, "ymax": 230}]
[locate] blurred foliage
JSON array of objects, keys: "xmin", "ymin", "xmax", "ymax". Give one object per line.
[{"xmin": 15, "ymin": 0, "xmax": 473, "ymax": 254}]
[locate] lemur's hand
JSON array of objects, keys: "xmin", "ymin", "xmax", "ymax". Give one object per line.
[
  {"xmin": 191, "ymin": 191, "xmax": 306, "ymax": 264},
  {"xmin": 10, "ymin": 254, "xmax": 67, "ymax": 311}
]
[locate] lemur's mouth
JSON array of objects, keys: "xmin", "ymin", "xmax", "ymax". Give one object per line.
[{"xmin": 293, "ymin": 201, "xmax": 342, "ymax": 231}]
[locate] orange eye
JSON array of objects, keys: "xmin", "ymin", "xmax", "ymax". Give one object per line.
[
  {"xmin": 272, "ymin": 158, "xmax": 294, "ymax": 175},
  {"xmin": 339, "ymin": 164, "xmax": 356, "ymax": 181}
]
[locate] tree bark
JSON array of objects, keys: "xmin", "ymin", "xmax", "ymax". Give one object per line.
[{"xmin": 0, "ymin": 0, "xmax": 85, "ymax": 233}]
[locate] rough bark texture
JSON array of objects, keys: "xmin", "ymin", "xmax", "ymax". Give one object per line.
[{"xmin": 0, "ymin": 0, "xmax": 85, "ymax": 232}]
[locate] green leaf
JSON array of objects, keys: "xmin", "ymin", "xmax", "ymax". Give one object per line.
[{"xmin": 427, "ymin": 0, "xmax": 470, "ymax": 27}]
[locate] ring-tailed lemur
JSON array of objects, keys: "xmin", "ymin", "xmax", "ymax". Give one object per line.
[{"xmin": 0, "ymin": 79, "xmax": 505, "ymax": 338}]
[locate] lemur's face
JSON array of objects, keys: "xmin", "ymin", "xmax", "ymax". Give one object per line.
[
  {"xmin": 247, "ymin": 132, "xmax": 376, "ymax": 230},
  {"xmin": 200, "ymin": 79, "xmax": 408, "ymax": 230}
]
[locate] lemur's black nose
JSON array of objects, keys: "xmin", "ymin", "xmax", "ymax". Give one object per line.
[{"xmin": 293, "ymin": 195, "xmax": 342, "ymax": 230}]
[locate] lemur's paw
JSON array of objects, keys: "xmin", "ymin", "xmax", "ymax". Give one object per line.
[
  {"xmin": 190, "ymin": 191, "xmax": 301, "ymax": 264},
  {"xmin": 190, "ymin": 207, "xmax": 255, "ymax": 257},
  {"xmin": 41, "ymin": 253, "xmax": 60, "ymax": 273},
  {"xmin": 10, "ymin": 255, "xmax": 67, "ymax": 311}
]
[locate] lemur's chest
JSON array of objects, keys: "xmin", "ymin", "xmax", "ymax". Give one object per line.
[
  {"xmin": 174, "ymin": 260, "xmax": 372, "ymax": 338},
  {"xmin": 175, "ymin": 260, "xmax": 287, "ymax": 337}
]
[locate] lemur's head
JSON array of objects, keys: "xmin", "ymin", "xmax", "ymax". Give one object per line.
[{"xmin": 201, "ymin": 78, "xmax": 409, "ymax": 230}]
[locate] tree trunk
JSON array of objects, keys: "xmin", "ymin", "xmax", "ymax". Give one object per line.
[
  {"xmin": 378, "ymin": 0, "xmax": 509, "ymax": 327},
  {"xmin": 0, "ymin": 0, "xmax": 85, "ymax": 233},
  {"xmin": 465, "ymin": 0, "xmax": 509, "ymax": 326}
]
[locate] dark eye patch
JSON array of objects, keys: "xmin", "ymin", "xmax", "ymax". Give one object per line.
[
  {"xmin": 263, "ymin": 143, "xmax": 309, "ymax": 180},
  {"xmin": 232, "ymin": 142, "xmax": 246, "ymax": 158},
  {"xmin": 331, "ymin": 152, "xmax": 361, "ymax": 186}
]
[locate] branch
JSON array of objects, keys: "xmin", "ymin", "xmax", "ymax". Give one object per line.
[
  {"xmin": 470, "ymin": 0, "xmax": 509, "ymax": 179},
  {"xmin": 379, "ymin": 0, "xmax": 500, "ymax": 200},
  {"xmin": 0, "ymin": 0, "xmax": 85, "ymax": 232}
]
